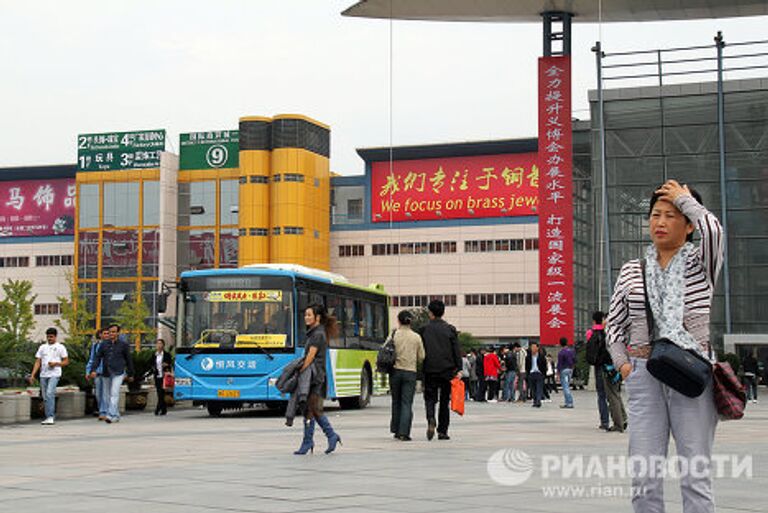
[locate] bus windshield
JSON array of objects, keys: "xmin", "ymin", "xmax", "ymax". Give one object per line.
[{"xmin": 179, "ymin": 276, "xmax": 294, "ymax": 350}]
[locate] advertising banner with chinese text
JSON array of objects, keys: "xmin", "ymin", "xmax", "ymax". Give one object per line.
[
  {"xmin": 370, "ymin": 153, "xmax": 539, "ymax": 222},
  {"xmin": 0, "ymin": 179, "xmax": 76, "ymax": 237},
  {"xmin": 538, "ymin": 56, "xmax": 574, "ymax": 346}
]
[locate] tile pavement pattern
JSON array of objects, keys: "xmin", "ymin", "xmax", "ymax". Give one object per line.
[{"xmin": 1, "ymin": 390, "xmax": 765, "ymax": 513}]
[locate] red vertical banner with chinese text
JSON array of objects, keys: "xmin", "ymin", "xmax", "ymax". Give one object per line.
[{"xmin": 538, "ymin": 56, "xmax": 573, "ymax": 346}]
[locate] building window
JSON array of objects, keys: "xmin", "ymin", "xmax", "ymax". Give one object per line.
[
  {"xmin": 0, "ymin": 257, "xmax": 30, "ymax": 268},
  {"xmin": 283, "ymin": 227, "xmax": 304, "ymax": 235},
  {"xmin": 34, "ymin": 303, "xmax": 61, "ymax": 316},
  {"xmin": 249, "ymin": 175, "xmax": 268, "ymax": 184},
  {"xmin": 339, "ymin": 245, "xmax": 365, "ymax": 257},
  {"xmin": 35, "ymin": 255, "xmax": 74, "ymax": 267},
  {"xmin": 391, "ymin": 294, "xmax": 456, "ymax": 307},
  {"xmin": 465, "ymin": 238, "xmax": 535, "ymax": 253},
  {"xmin": 273, "ymin": 174, "xmax": 282, "ymax": 182},
  {"xmin": 143, "ymin": 181, "xmax": 160, "ymax": 226},
  {"xmin": 284, "ymin": 174, "xmax": 305, "ymax": 182},
  {"xmin": 103, "ymin": 182, "xmax": 140, "ymax": 227},
  {"xmin": 272, "ymin": 227, "xmax": 281, "ymax": 235},
  {"xmin": 347, "ymin": 199, "xmax": 363, "ymax": 219},
  {"xmin": 78, "ymin": 183, "xmax": 99, "ymax": 229},
  {"xmin": 249, "ymin": 228, "xmax": 269, "ymax": 236},
  {"xmin": 220, "ymin": 180, "xmax": 239, "ymax": 225},
  {"xmin": 371, "ymin": 241, "xmax": 457, "ymax": 256},
  {"xmin": 464, "ymin": 292, "xmax": 539, "ymax": 306}
]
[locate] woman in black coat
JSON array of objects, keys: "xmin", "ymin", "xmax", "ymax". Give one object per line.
[{"xmin": 294, "ymin": 304, "xmax": 342, "ymax": 455}]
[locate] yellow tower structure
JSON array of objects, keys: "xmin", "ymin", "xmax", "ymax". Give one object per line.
[
  {"xmin": 238, "ymin": 114, "xmax": 330, "ymax": 270},
  {"xmin": 237, "ymin": 117, "xmax": 272, "ymax": 266}
]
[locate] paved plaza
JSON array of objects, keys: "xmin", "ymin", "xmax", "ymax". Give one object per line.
[{"xmin": 1, "ymin": 389, "xmax": 766, "ymax": 513}]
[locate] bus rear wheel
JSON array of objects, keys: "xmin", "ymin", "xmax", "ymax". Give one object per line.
[
  {"xmin": 339, "ymin": 367, "xmax": 371, "ymax": 410},
  {"xmin": 207, "ymin": 402, "xmax": 223, "ymax": 417}
]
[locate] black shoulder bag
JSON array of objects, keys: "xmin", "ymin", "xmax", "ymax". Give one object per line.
[{"xmin": 641, "ymin": 260, "xmax": 712, "ymax": 398}]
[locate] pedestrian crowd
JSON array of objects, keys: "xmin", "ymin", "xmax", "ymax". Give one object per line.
[{"xmin": 28, "ymin": 323, "xmax": 173, "ymax": 425}]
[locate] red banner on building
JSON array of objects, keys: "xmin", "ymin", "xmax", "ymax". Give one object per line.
[
  {"xmin": 538, "ymin": 56, "xmax": 574, "ymax": 346},
  {"xmin": 370, "ymin": 153, "xmax": 539, "ymax": 222},
  {"xmin": 0, "ymin": 179, "xmax": 76, "ymax": 238}
]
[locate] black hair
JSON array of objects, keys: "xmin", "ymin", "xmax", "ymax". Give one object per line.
[
  {"xmin": 157, "ymin": 339, "xmax": 165, "ymax": 346},
  {"xmin": 512, "ymin": 342, "xmax": 521, "ymax": 349},
  {"xmin": 592, "ymin": 311, "xmax": 604, "ymax": 324},
  {"xmin": 397, "ymin": 310, "xmax": 413, "ymax": 325},
  {"xmin": 100, "ymin": 327, "xmax": 110, "ymax": 334},
  {"xmin": 559, "ymin": 337, "xmax": 568, "ymax": 347},
  {"xmin": 45, "ymin": 327, "xmax": 57, "ymax": 336},
  {"xmin": 306, "ymin": 303, "xmax": 339, "ymax": 338},
  {"xmin": 648, "ymin": 184, "xmax": 703, "ymax": 243},
  {"xmin": 427, "ymin": 299, "xmax": 445, "ymax": 318},
  {"xmin": 108, "ymin": 323, "xmax": 121, "ymax": 331}
]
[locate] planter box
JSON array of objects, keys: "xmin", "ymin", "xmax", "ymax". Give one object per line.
[
  {"xmin": 145, "ymin": 385, "xmax": 158, "ymax": 412},
  {"xmin": 14, "ymin": 393, "xmax": 31, "ymax": 422},
  {"xmin": 56, "ymin": 390, "xmax": 85, "ymax": 419},
  {"xmin": 0, "ymin": 395, "xmax": 17, "ymax": 424}
]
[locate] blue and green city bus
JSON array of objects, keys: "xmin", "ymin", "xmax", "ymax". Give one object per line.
[{"xmin": 174, "ymin": 264, "xmax": 390, "ymax": 416}]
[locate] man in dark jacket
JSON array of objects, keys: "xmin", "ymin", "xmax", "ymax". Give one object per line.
[
  {"xmin": 420, "ymin": 300, "xmax": 461, "ymax": 440},
  {"xmin": 525, "ymin": 342, "xmax": 547, "ymax": 408},
  {"xmin": 89, "ymin": 324, "xmax": 134, "ymax": 423}
]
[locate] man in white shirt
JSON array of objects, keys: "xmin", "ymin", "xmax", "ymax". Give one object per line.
[{"xmin": 29, "ymin": 328, "xmax": 69, "ymax": 425}]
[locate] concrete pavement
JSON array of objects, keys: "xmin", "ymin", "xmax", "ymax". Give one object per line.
[{"xmin": 1, "ymin": 389, "xmax": 765, "ymax": 513}]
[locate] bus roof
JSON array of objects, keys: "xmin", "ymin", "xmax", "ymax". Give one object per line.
[{"xmin": 180, "ymin": 264, "xmax": 387, "ymax": 296}]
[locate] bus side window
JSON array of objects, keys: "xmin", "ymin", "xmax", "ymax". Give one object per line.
[
  {"xmin": 326, "ymin": 294, "xmax": 344, "ymax": 349},
  {"xmin": 297, "ymin": 291, "xmax": 310, "ymax": 346},
  {"xmin": 374, "ymin": 303, "xmax": 386, "ymax": 340},
  {"xmin": 344, "ymin": 298, "xmax": 360, "ymax": 349}
]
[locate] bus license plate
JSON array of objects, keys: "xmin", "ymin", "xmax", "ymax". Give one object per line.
[{"xmin": 217, "ymin": 389, "xmax": 240, "ymax": 398}]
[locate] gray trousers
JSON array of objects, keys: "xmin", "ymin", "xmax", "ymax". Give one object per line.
[{"xmin": 626, "ymin": 358, "xmax": 718, "ymax": 513}]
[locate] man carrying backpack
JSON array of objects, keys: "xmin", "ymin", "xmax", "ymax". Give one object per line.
[{"xmin": 586, "ymin": 311, "xmax": 626, "ymax": 432}]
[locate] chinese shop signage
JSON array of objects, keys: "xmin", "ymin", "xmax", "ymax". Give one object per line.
[
  {"xmin": 537, "ymin": 56, "xmax": 574, "ymax": 346},
  {"xmin": 180, "ymin": 131, "xmax": 239, "ymax": 170},
  {"xmin": 77, "ymin": 130, "xmax": 165, "ymax": 171},
  {"xmin": 0, "ymin": 179, "xmax": 75, "ymax": 237},
  {"xmin": 371, "ymin": 153, "xmax": 539, "ymax": 222}
]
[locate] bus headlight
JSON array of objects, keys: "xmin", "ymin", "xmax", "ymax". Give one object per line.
[{"xmin": 268, "ymin": 378, "xmax": 277, "ymax": 387}]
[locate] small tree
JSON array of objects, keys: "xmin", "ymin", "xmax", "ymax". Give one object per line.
[
  {"xmin": 407, "ymin": 307, "xmax": 430, "ymax": 333},
  {"xmin": 0, "ymin": 279, "xmax": 36, "ymax": 343},
  {"xmin": 458, "ymin": 331, "xmax": 483, "ymax": 353},
  {"xmin": 56, "ymin": 274, "xmax": 95, "ymax": 391},
  {"xmin": 114, "ymin": 295, "xmax": 156, "ymax": 350},
  {"xmin": 0, "ymin": 279, "xmax": 37, "ymax": 383}
]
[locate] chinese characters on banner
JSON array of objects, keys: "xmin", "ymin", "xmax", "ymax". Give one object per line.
[
  {"xmin": 0, "ymin": 179, "xmax": 76, "ymax": 237},
  {"xmin": 370, "ymin": 153, "xmax": 539, "ymax": 222},
  {"xmin": 538, "ymin": 56, "xmax": 574, "ymax": 346}
]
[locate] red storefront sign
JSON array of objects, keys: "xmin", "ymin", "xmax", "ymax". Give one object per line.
[
  {"xmin": 370, "ymin": 153, "xmax": 539, "ymax": 222},
  {"xmin": 538, "ymin": 56, "xmax": 574, "ymax": 346},
  {"xmin": 0, "ymin": 179, "xmax": 76, "ymax": 237}
]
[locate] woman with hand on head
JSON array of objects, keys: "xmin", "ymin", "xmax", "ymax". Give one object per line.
[{"xmin": 606, "ymin": 180, "xmax": 723, "ymax": 512}]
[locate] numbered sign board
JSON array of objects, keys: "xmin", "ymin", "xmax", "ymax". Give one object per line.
[
  {"xmin": 77, "ymin": 130, "xmax": 165, "ymax": 171},
  {"xmin": 179, "ymin": 131, "xmax": 239, "ymax": 170}
]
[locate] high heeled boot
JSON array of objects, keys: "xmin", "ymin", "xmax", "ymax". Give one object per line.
[
  {"xmin": 315, "ymin": 415, "xmax": 342, "ymax": 454},
  {"xmin": 293, "ymin": 419, "xmax": 315, "ymax": 455}
]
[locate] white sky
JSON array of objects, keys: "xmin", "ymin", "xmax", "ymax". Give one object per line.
[{"xmin": 1, "ymin": 1, "xmax": 766, "ymax": 175}]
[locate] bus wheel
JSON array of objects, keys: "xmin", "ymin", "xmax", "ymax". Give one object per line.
[
  {"xmin": 339, "ymin": 367, "xmax": 371, "ymax": 410},
  {"xmin": 207, "ymin": 402, "xmax": 223, "ymax": 417}
]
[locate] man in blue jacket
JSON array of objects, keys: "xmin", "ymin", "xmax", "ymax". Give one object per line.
[
  {"xmin": 89, "ymin": 324, "xmax": 134, "ymax": 423},
  {"xmin": 85, "ymin": 328, "xmax": 109, "ymax": 420}
]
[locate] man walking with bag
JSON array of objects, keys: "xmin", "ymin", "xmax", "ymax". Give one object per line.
[{"xmin": 420, "ymin": 300, "xmax": 461, "ymax": 441}]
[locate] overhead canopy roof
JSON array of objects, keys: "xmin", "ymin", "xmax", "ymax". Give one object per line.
[{"xmin": 342, "ymin": 1, "xmax": 768, "ymax": 23}]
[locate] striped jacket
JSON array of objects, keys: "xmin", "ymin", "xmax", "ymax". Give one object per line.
[{"xmin": 606, "ymin": 195, "xmax": 724, "ymax": 370}]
